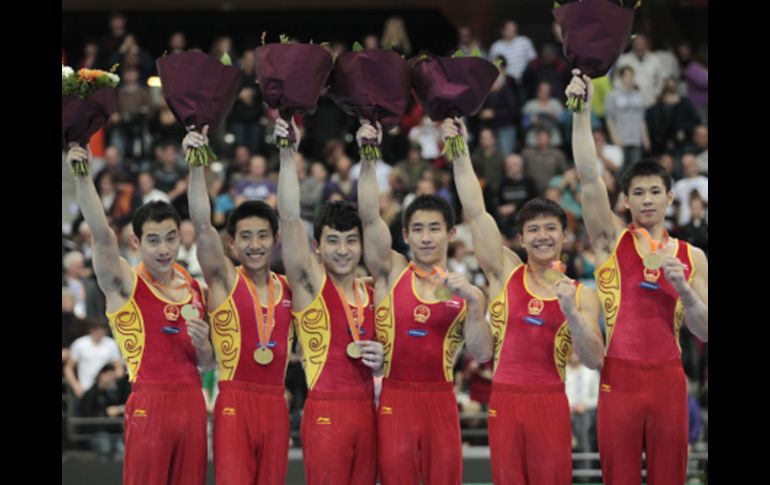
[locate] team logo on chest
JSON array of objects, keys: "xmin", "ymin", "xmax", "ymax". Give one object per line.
[
  {"xmin": 414, "ymin": 304, "xmax": 431, "ymax": 323},
  {"xmin": 643, "ymin": 267, "xmax": 661, "ymax": 283},
  {"xmin": 527, "ymin": 298, "xmax": 544, "ymax": 316},
  {"xmin": 163, "ymin": 304, "xmax": 180, "ymax": 322}
]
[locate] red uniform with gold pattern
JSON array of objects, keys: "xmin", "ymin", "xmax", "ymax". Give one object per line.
[
  {"xmin": 293, "ymin": 273, "xmax": 377, "ymax": 485},
  {"xmin": 595, "ymin": 229, "xmax": 694, "ymax": 485},
  {"xmin": 487, "ymin": 265, "xmax": 578, "ymax": 485},
  {"xmin": 374, "ymin": 265, "xmax": 467, "ymax": 485},
  {"xmin": 106, "ymin": 269, "xmax": 207, "ymax": 485},
  {"xmin": 208, "ymin": 271, "xmax": 294, "ymax": 485}
]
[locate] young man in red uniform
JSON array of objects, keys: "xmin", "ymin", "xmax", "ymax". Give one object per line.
[
  {"xmin": 184, "ymin": 128, "xmax": 294, "ymax": 484},
  {"xmin": 355, "ymin": 122, "xmax": 493, "ymax": 485},
  {"xmin": 568, "ymin": 71, "xmax": 708, "ymax": 485},
  {"xmin": 443, "ymin": 119, "xmax": 605, "ymax": 485},
  {"xmin": 275, "ymin": 118, "xmax": 385, "ymax": 485},
  {"xmin": 67, "ymin": 145, "xmax": 214, "ymax": 485}
]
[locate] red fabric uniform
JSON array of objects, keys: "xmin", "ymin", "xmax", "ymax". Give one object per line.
[
  {"xmin": 107, "ymin": 269, "xmax": 207, "ymax": 485},
  {"xmin": 595, "ymin": 229, "xmax": 695, "ymax": 485},
  {"xmin": 209, "ymin": 271, "xmax": 294, "ymax": 485},
  {"xmin": 293, "ymin": 274, "xmax": 377, "ymax": 485},
  {"xmin": 487, "ymin": 265, "xmax": 577, "ymax": 485},
  {"xmin": 375, "ymin": 265, "xmax": 467, "ymax": 485}
]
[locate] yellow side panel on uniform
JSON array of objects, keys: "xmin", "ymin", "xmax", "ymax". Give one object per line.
[
  {"xmin": 488, "ymin": 290, "xmax": 508, "ymax": 375},
  {"xmin": 595, "ymin": 254, "xmax": 622, "ymax": 352},
  {"xmin": 674, "ymin": 244, "xmax": 697, "ymax": 354},
  {"xmin": 553, "ymin": 322, "xmax": 573, "ymax": 382},
  {"xmin": 443, "ymin": 306, "xmax": 467, "ymax": 381},
  {"xmin": 375, "ymin": 293, "xmax": 396, "ymax": 378},
  {"xmin": 293, "ymin": 295, "xmax": 331, "ymax": 390},
  {"xmin": 209, "ymin": 297, "xmax": 242, "ymax": 381},
  {"xmin": 107, "ymin": 299, "xmax": 145, "ymax": 383}
]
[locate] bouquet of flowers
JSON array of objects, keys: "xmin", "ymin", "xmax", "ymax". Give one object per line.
[
  {"xmin": 411, "ymin": 49, "xmax": 500, "ymax": 160},
  {"xmin": 553, "ymin": 0, "xmax": 640, "ymax": 112},
  {"xmin": 61, "ymin": 65, "xmax": 120, "ymax": 176},
  {"xmin": 156, "ymin": 51, "xmax": 241, "ymax": 166},
  {"xmin": 328, "ymin": 42, "xmax": 411, "ymax": 160},
  {"xmin": 254, "ymin": 34, "xmax": 334, "ymax": 148}
]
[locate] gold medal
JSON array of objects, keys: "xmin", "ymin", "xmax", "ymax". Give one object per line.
[
  {"xmin": 181, "ymin": 304, "xmax": 199, "ymax": 320},
  {"xmin": 434, "ymin": 285, "xmax": 454, "ymax": 301},
  {"xmin": 253, "ymin": 347, "xmax": 274, "ymax": 365},
  {"xmin": 543, "ymin": 269, "xmax": 564, "ymax": 285},
  {"xmin": 643, "ymin": 253, "xmax": 664, "ymax": 270},
  {"xmin": 346, "ymin": 342, "xmax": 362, "ymax": 359}
]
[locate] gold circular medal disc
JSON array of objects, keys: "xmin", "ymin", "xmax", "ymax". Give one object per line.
[
  {"xmin": 181, "ymin": 304, "xmax": 199, "ymax": 320},
  {"xmin": 543, "ymin": 269, "xmax": 564, "ymax": 285},
  {"xmin": 347, "ymin": 342, "xmax": 362, "ymax": 359},
  {"xmin": 435, "ymin": 286, "xmax": 453, "ymax": 301},
  {"xmin": 643, "ymin": 253, "xmax": 664, "ymax": 270},
  {"xmin": 253, "ymin": 348, "xmax": 274, "ymax": 365}
]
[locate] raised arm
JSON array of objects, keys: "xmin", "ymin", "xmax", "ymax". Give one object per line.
[
  {"xmin": 67, "ymin": 146, "xmax": 133, "ymax": 307},
  {"xmin": 568, "ymin": 71, "xmax": 625, "ymax": 258},
  {"xmin": 443, "ymin": 118, "xmax": 520, "ymax": 285},
  {"xmin": 275, "ymin": 118, "xmax": 323, "ymax": 307},
  {"xmin": 184, "ymin": 126, "xmax": 234, "ymax": 297},
  {"xmin": 356, "ymin": 121, "xmax": 406, "ymax": 290}
]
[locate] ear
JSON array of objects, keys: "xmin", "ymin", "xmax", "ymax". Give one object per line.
[
  {"xmin": 131, "ymin": 234, "xmax": 140, "ymax": 249},
  {"xmin": 312, "ymin": 239, "xmax": 320, "ymax": 255},
  {"xmin": 402, "ymin": 227, "xmax": 409, "ymax": 243},
  {"xmin": 666, "ymin": 190, "xmax": 674, "ymax": 207},
  {"xmin": 273, "ymin": 230, "xmax": 281, "ymax": 247},
  {"xmin": 623, "ymin": 193, "xmax": 630, "ymax": 211},
  {"xmin": 448, "ymin": 227, "xmax": 457, "ymax": 242}
]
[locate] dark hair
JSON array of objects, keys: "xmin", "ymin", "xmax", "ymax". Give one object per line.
[
  {"xmin": 132, "ymin": 201, "xmax": 181, "ymax": 239},
  {"xmin": 620, "ymin": 159, "xmax": 673, "ymax": 195},
  {"xmin": 313, "ymin": 201, "xmax": 362, "ymax": 243},
  {"xmin": 98, "ymin": 363, "xmax": 116, "ymax": 377},
  {"xmin": 515, "ymin": 198, "xmax": 568, "ymax": 233},
  {"xmin": 226, "ymin": 200, "xmax": 279, "ymax": 237},
  {"xmin": 403, "ymin": 194, "xmax": 455, "ymax": 231}
]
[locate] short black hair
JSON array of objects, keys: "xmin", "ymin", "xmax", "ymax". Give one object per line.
[
  {"xmin": 620, "ymin": 159, "xmax": 673, "ymax": 195},
  {"xmin": 98, "ymin": 363, "xmax": 116, "ymax": 376},
  {"xmin": 403, "ymin": 194, "xmax": 455, "ymax": 231},
  {"xmin": 313, "ymin": 201, "xmax": 362, "ymax": 243},
  {"xmin": 226, "ymin": 200, "xmax": 279, "ymax": 237},
  {"xmin": 132, "ymin": 201, "xmax": 182, "ymax": 239},
  {"xmin": 515, "ymin": 198, "xmax": 568, "ymax": 233}
]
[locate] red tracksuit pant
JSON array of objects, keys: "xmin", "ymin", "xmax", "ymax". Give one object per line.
[
  {"xmin": 488, "ymin": 382, "xmax": 572, "ymax": 485},
  {"xmin": 213, "ymin": 381, "xmax": 289, "ymax": 485},
  {"xmin": 598, "ymin": 357, "xmax": 688, "ymax": 485},
  {"xmin": 123, "ymin": 382, "xmax": 207, "ymax": 485},
  {"xmin": 301, "ymin": 388, "xmax": 377, "ymax": 485},
  {"xmin": 377, "ymin": 379, "xmax": 462, "ymax": 485}
]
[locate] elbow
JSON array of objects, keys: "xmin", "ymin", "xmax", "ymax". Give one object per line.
[
  {"xmin": 586, "ymin": 353, "xmax": 604, "ymax": 370},
  {"xmin": 471, "ymin": 343, "xmax": 494, "ymax": 364}
]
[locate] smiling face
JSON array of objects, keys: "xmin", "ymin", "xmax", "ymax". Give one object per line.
[
  {"xmin": 228, "ymin": 216, "xmax": 276, "ymax": 273},
  {"xmin": 316, "ymin": 226, "xmax": 362, "ymax": 278},
  {"xmin": 517, "ymin": 214, "xmax": 567, "ymax": 265}
]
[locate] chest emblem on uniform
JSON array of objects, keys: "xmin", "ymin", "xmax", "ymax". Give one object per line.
[
  {"xmin": 527, "ymin": 298, "xmax": 544, "ymax": 316},
  {"xmin": 643, "ymin": 267, "xmax": 661, "ymax": 283},
  {"xmin": 414, "ymin": 305, "xmax": 431, "ymax": 323},
  {"xmin": 164, "ymin": 304, "xmax": 180, "ymax": 322}
]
